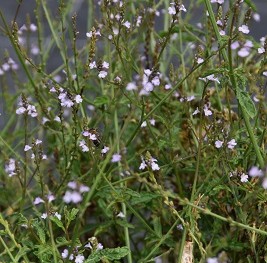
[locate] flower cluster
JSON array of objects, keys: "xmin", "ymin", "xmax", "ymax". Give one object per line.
[
  {"xmin": 139, "ymin": 155, "xmax": 160, "ymax": 171},
  {"xmin": 215, "ymin": 139, "xmax": 237, "ymax": 149},
  {"xmin": 0, "ymin": 58, "xmax": 18, "ymax": 75},
  {"xmin": 5, "ymin": 158, "xmax": 17, "ymax": 177},
  {"xmin": 89, "ymin": 60, "xmax": 109, "ymax": 79},
  {"xmin": 16, "ymin": 97, "xmax": 38, "ymax": 117}
]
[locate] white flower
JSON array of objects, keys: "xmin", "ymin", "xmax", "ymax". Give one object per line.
[
  {"xmin": 141, "ymin": 121, "xmax": 147, "ymax": 128},
  {"xmin": 24, "ymin": 145, "xmax": 32, "ymax": 152},
  {"xmin": 168, "ymin": 6, "xmax": 176, "ymax": 15},
  {"xmin": 75, "ymin": 95, "xmax": 83, "ymax": 104},
  {"xmin": 192, "ymin": 107, "xmax": 200, "ymax": 115},
  {"xmin": 101, "ymin": 146, "xmax": 110, "ymax": 154},
  {"xmin": 262, "ymin": 178, "xmax": 267, "ymax": 189},
  {"xmin": 253, "ymin": 13, "xmax": 260, "ymax": 22},
  {"xmin": 54, "ymin": 212, "xmax": 62, "ymax": 220},
  {"xmin": 258, "ymin": 47, "xmax": 265, "ymax": 54},
  {"xmin": 117, "ymin": 211, "xmax": 125, "ymax": 218},
  {"xmin": 89, "ymin": 61, "xmax": 97, "ymax": 69},
  {"xmin": 62, "ymin": 249, "xmax": 69, "ymax": 259},
  {"xmin": 5, "ymin": 159, "xmax": 16, "ymax": 177},
  {"xmin": 98, "ymin": 71, "xmax": 108, "ymax": 79},
  {"xmin": 150, "ymin": 119, "xmax": 156, "ymax": 126},
  {"xmin": 215, "ymin": 140, "xmax": 223, "ymax": 148},
  {"xmin": 240, "ymin": 173, "xmax": 248, "ymax": 183},
  {"xmin": 227, "ymin": 139, "xmax": 237, "ymax": 149},
  {"xmin": 111, "ymin": 153, "xmax": 121, "ymax": 163},
  {"xmin": 139, "ymin": 160, "xmax": 147, "ymax": 170},
  {"xmin": 123, "ymin": 21, "xmax": 131, "ymax": 29},
  {"xmin": 204, "ymin": 105, "xmax": 212, "ymax": 116},
  {"xmin": 151, "ymin": 76, "xmax": 160, "ymax": 86},
  {"xmin": 151, "ymin": 161, "xmax": 160, "ymax": 171},
  {"xmin": 179, "ymin": 4, "xmax": 187, "ymax": 12},
  {"xmin": 197, "ymin": 57, "xmax": 204, "ymax": 64},
  {"xmin": 206, "ymin": 258, "xmax": 218, "ymax": 263},
  {"xmin": 238, "ymin": 25, "xmax": 249, "ymax": 34},
  {"xmin": 248, "ymin": 166, "xmax": 263, "ymax": 177},
  {"xmin": 263, "ymin": 71, "xmax": 267, "ymax": 77},
  {"xmin": 41, "ymin": 213, "xmax": 47, "ymax": 219},
  {"xmin": 75, "ymin": 254, "xmax": 85, "ymax": 263},
  {"xmin": 102, "ymin": 61, "xmax": 109, "ymax": 69}
]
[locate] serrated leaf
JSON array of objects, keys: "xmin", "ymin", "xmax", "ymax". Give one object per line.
[
  {"xmin": 64, "ymin": 207, "xmax": 79, "ymax": 228},
  {"xmin": 94, "ymin": 96, "xmax": 109, "ymax": 107},
  {"xmin": 14, "ymin": 246, "xmax": 31, "ymax": 261},
  {"xmin": 115, "ymin": 219, "xmax": 135, "ymax": 229},
  {"xmin": 84, "ymin": 247, "xmax": 129, "ymax": 262},
  {"xmin": 50, "ymin": 216, "xmax": 65, "ymax": 231},
  {"xmin": 131, "ymin": 192, "xmax": 160, "ymax": 205},
  {"xmin": 236, "ymin": 88, "xmax": 256, "ymax": 119},
  {"xmin": 31, "ymin": 219, "xmax": 46, "ymax": 244}
]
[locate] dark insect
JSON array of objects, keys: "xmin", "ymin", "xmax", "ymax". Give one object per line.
[{"xmin": 89, "ymin": 128, "xmax": 101, "ymax": 147}]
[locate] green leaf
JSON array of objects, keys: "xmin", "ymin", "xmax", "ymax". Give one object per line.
[
  {"xmin": 14, "ymin": 247, "xmax": 31, "ymax": 261},
  {"xmin": 84, "ymin": 247, "xmax": 129, "ymax": 262},
  {"xmin": 94, "ymin": 96, "xmax": 109, "ymax": 107},
  {"xmin": 244, "ymin": 0, "xmax": 256, "ymax": 11},
  {"xmin": 64, "ymin": 207, "xmax": 79, "ymax": 228},
  {"xmin": 131, "ymin": 192, "xmax": 160, "ymax": 205},
  {"xmin": 152, "ymin": 217, "xmax": 162, "ymax": 237},
  {"xmin": 115, "ymin": 219, "xmax": 135, "ymax": 229},
  {"xmin": 50, "ymin": 216, "xmax": 65, "ymax": 231},
  {"xmin": 236, "ymin": 88, "xmax": 256, "ymax": 119},
  {"xmin": 31, "ymin": 219, "xmax": 46, "ymax": 244}
]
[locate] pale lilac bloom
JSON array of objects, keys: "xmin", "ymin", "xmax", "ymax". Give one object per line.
[
  {"xmin": 96, "ymin": 243, "xmax": 104, "ymax": 250},
  {"xmin": 33, "ymin": 197, "xmax": 45, "ymax": 205},
  {"xmin": 227, "ymin": 139, "xmax": 237, "ymax": 149},
  {"xmin": 248, "ymin": 166, "xmax": 263, "ymax": 177},
  {"xmin": 263, "ymin": 71, "xmax": 267, "ymax": 77},
  {"xmin": 126, "ymin": 82, "xmax": 137, "ymax": 91},
  {"xmin": 98, "ymin": 71, "xmax": 108, "ymax": 79},
  {"xmin": 111, "ymin": 153, "xmax": 121, "ymax": 163},
  {"xmin": 215, "ymin": 140, "xmax": 223, "ymax": 148},
  {"xmin": 63, "ymin": 191, "xmax": 82, "ymax": 204},
  {"xmin": 238, "ymin": 48, "xmax": 250, "ymax": 57},
  {"xmin": 35, "ymin": 139, "xmax": 42, "ymax": 145},
  {"xmin": 238, "ymin": 25, "xmax": 249, "ymax": 34},
  {"xmin": 68, "ymin": 181, "xmax": 77, "ymax": 189},
  {"xmin": 79, "ymin": 185, "xmax": 90, "ymax": 193},
  {"xmin": 150, "ymin": 119, "xmax": 156, "ymax": 126},
  {"xmin": 47, "ymin": 193, "xmax": 55, "ymax": 202},
  {"xmin": 219, "ymin": 30, "xmax": 225, "ymax": 36},
  {"xmin": 207, "ymin": 258, "xmax": 218, "ymax": 263},
  {"xmin": 139, "ymin": 160, "xmax": 147, "ymax": 170},
  {"xmin": 204, "ymin": 104, "xmax": 212, "ymax": 116},
  {"xmin": 231, "ymin": 41, "xmax": 240, "ymax": 50},
  {"xmin": 123, "ymin": 21, "xmax": 131, "ymax": 29}
]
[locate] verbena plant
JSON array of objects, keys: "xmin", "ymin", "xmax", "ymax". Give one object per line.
[{"xmin": 0, "ymin": 0, "xmax": 266, "ymax": 262}]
